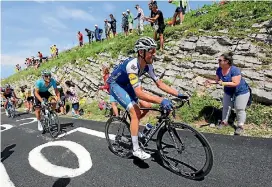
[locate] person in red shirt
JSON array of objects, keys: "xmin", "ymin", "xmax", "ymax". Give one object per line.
[
  {"xmin": 37, "ymin": 51, "xmax": 43, "ymax": 63},
  {"xmin": 98, "ymin": 64, "xmax": 119, "ymax": 116},
  {"xmin": 78, "ymin": 31, "xmax": 83, "ymax": 47}
]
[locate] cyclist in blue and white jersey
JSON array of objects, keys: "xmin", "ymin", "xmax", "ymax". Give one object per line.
[
  {"xmin": 34, "ymin": 70, "xmax": 60, "ymax": 131},
  {"xmin": 107, "ymin": 37, "xmax": 188, "ymax": 160}
]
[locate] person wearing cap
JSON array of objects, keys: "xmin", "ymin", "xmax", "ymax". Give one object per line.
[
  {"xmin": 127, "ymin": 9, "xmax": 134, "ymax": 33},
  {"xmin": 134, "ymin": 4, "xmax": 145, "ymax": 35},
  {"xmin": 104, "ymin": 19, "xmax": 111, "ymax": 39},
  {"xmin": 109, "ymin": 14, "xmax": 117, "ymax": 37},
  {"xmin": 94, "ymin": 24, "xmax": 103, "ymax": 42},
  {"xmin": 122, "ymin": 12, "xmax": 129, "ymax": 36},
  {"xmin": 145, "ymin": 4, "xmax": 166, "ymax": 51}
]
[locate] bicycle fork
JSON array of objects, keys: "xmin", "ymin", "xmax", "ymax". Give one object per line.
[{"xmin": 168, "ymin": 126, "xmax": 184, "ymax": 154}]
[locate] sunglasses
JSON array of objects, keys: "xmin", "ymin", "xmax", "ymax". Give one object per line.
[{"xmin": 218, "ymin": 59, "xmax": 224, "ymax": 62}]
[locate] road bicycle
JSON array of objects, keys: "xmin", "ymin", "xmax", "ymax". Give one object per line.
[
  {"xmin": 40, "ymin": 99, "xmax": 61, "ymax": 138},
  {"xmin": 7, "ymin": 98, "xmax": 16, "ymax": 118},
  {"xmin": 105, "ymin": 96, "xmax": 214, "ymax": 180}
]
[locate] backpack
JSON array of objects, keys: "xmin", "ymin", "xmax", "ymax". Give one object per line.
[{"xmin": 99, "ymin": 29, "xmax": 103, "ymax": 34}]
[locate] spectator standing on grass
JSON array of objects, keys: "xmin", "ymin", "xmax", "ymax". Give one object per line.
[
  {"xmin": 145, "ymin": 4, "xmax": 165, "ymax": 51},
  {"xmin": 127, "ymin": 9, "xmax": 134, "ymax": 33},
  {"xmin": 148, "ymin": 0, "xmax": 157, "ymax": 27},
  {"xmin": 122, "ymin": 12, "xmax": 129, "ymax": 36},
  {"xmin": 134, "ymin": 4, "xmax": 145, "ymax": 35},
  {"xmin": 85, "ymin": 28, "xmax": 94, "ymax": 44},
  {"xmin": 65, "ymin": 81, "xmax": 80, "ymax": 118},
  {"xmin": 54, "ymin": 45, "xmax": 59, "ymax": 57},
  {"xmin": 169, "ymin": 0, "xmax": 188, "ymax": 26},
  {"xmin": 94, "ymin": 25, "xmax": 103, "ymax": 42},
  {"xmin": 50, "ymin": 45, "xmax": 54, "ymax": 58},
  {"xmin": 109, "ymin": 14, "xmax": 117, "ymax": 37},
  {"xmin": 104, "ymin": 19, "xmax": 111, "ymax": 39},
  {"xmin": 77, "ymin": 31, "xmax": 83, "ymax": 47}
]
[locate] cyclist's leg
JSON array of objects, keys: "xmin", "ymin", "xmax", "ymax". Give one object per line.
[
  {"xmin": 138, "ymin": 100, "xmax": 152, "ymax": 119},
  {"xmin": 126, "ymin": 86, "xmax": 151, "ymax": 119},
  {"xmin": 110, "ymin": 95, "xmax": 118, "ymax": 116},
  {"xmin": 3, "ymin": 96, "xmax": 9, "ymax": 115},
  {"xmin": 111, "ymin": 83, "xmax": 150, "ymax": 159}
]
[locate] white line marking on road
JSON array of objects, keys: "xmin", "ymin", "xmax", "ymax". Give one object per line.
[
  {"xmin": 16, "ymin": 117, "xmax": 37, "ymax": 126},
  {"xmin": 57, "ymin": 127, "xmax": 115, "ymax": 140},
  {"xmin": 0, "ymin": 124, "xmax": 13, "ymax": 132},
  {"xmin": 0, "ymin": 162, "xmax": 16, "ymax": 187},
  {"xmin": 28, "ymin": 140, "xmax": 92, "ymax": 178}
]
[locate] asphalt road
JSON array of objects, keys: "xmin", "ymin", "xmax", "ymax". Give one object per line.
[{"xmin": 1, "ymin": 109, "xmax": 272, "ymax": 187}]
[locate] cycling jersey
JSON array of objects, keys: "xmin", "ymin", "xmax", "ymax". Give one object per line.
[
  {"xmin": 35, "ymin": 78, "xmax": 57, "ymax": 92},
  {"xmin": 107, "ymin": 57, "xmax": 159, "ymax": 111},
  {"xmin": 107, "ymin": 57, "xmax": 159, "ymax": 88},
  {"xmin": 2, "ymin": 88, "xmax": 15, "ymax": 98}
]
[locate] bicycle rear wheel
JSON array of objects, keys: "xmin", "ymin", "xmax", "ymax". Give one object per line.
[
  {"xmin": 48, "ymin": 111, "xmax": 60, "ymax": 138},
  {"xmin": 157, "ymin": 122, "xmax": 213, "ymax": 180},
  {"xmin": 105, "ymin": 116, "xmax": 132, "ymax": 158}
]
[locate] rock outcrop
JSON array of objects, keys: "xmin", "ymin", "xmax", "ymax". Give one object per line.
[{"xmin": 12, "ymin": 21, "xmax": 272, "ymax": 105}]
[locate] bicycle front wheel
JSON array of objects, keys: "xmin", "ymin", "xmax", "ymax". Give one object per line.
[
  {"xmin": 48, "ymin": 112, "xmax": 60, "ymax": 138},
  {"xmin": 105, "ymin": 117, "xmax": 132, "ymax": 158},
  {"xmin": 157, "ymin": 122, "xmax": 213, "ymax": 180}
]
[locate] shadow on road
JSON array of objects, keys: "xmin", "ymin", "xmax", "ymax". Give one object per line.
[
  {"xmin": 1, "ymin": 144, "xmax": 16, "ymax": 162},
  {"xmin": 60, "ymin": 123, "xmax": 74, "ymax": 134},
  {"xmin": 52, "ymin": 178, "xmax": 71, "ymax": 187}
]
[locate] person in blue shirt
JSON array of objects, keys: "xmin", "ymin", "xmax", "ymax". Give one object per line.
[
  {"xmin": 107, "ymin": 37, "xmax": 188, "ymax": 160},
  {"xmin": 94, "ymin": 25, "xmax": 103, "ymax": 41},
  {"xmin": 205, "ymin": 52, "xmax": 250, "ymax": 135},
  {"xmin": 34, "ymin": 70, "xmax": 60, "ymax": 131}
]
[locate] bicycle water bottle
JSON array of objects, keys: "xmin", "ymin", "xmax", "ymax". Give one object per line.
[
  {"xmin": 71, "ymin": 108, "xmax": 75, "ymax": 115},
  {"xmin": 142, "ymin": 123, "xmax": 153, "ymax": 136}
]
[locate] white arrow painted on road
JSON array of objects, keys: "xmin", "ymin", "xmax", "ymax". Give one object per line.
[
  {"xmin": 56, "ymin": 127, "xmax": 115, "ymax": 140},
  {"xmin": 16, "ymin": 117, "xmax": 37, "ymax": 126},
  {"xmin": 0, "ymin": 124, "xmax": 13, "ymax": 132}
]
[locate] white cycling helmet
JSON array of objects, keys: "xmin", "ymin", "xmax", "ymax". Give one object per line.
[{"xmin": 134, "ymin": 37, "xmax": 157, "ymax": 52}]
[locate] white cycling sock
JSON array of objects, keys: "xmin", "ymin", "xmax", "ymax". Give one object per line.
[{"xmin": 132, "ymin": 136, "xmax": 139, "ymax": 151}]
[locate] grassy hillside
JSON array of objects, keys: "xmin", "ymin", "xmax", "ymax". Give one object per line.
[{"xmin": 2, "ymin": 1, "xmax": 271, "ymax": 84}]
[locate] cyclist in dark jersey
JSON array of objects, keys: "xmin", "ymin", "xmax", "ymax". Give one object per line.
[
  {"xmin": 1, "ymin": 84, "xmax": 19, "ymax": 116},
  {"xmin": 107, "ymin": 37, "xmax": 188, "ymax": 160}
]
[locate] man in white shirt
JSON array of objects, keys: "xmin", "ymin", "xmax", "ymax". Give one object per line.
[{"xmin": 134, "ymin": 4, "xmax": 145, "ymax": 35}]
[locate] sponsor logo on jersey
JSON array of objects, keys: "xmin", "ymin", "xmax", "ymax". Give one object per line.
[{"xmin": 128, "ymin": 74, "xmax": 138, "ymax": 85}]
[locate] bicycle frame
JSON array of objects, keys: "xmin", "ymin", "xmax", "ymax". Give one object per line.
[{"xmin": 118, "ymin": 98, "xmax": 188, "ymax": 147}]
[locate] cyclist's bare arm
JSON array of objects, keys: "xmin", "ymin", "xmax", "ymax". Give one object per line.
[
  {"xmin": 12, "ymin": 92, "xmax": 19, "ymax": 99},
  {"xmin": 34, "ymin": 88, "xmax": 43, "ymax": 103},
  {"xmin": 134, "ymin": 86, "xmax": 163, "ymax": 104},
  {"xmin": 54, "ymin": 88, "xmax": 60, "ymax": 100},
  {"xmin": 155, "ymin": 80, "xmax": 178, "ymax": 97}
]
